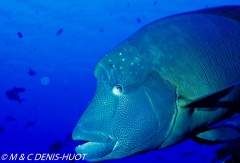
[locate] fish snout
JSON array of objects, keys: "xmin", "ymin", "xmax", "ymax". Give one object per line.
[{"xmin": 72, "ymin": 127, "xmax": 116, "ymax": 161}]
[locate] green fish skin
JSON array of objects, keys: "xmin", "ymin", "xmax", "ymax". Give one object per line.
[{"xmin": 72, "ymin": 5, "xmax": 240, "ymax": 162}]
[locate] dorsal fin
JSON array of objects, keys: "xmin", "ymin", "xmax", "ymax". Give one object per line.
[{"xmin": 188, "ymin": 5, "xmax": 240, "ymax": 22}]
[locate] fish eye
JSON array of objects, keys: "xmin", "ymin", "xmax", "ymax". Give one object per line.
[
  {"xmin": 112, "ymin": 84, "xmax": 124, "ymax": 95},
  {"xmin": 117, "ymin": 85, "xmax": 122, "ymax": 90}
]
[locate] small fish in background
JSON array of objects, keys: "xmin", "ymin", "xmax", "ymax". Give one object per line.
[
  {"xmin": 63, "ymin": 132, "xmax": 77, "ymax": 149},
  {"xmin": 17, "ymin": 32, "xmax": 23, "ymax": 38},
  {"xmin": 212, "ymin": 137, "xmax": 240, "ymax": 162},
  {"xmin": 6, "ymin": 87, "xmax": 25, "ymax": 104},
  {"xmin": 194, "ymin": 113, "xmax": 240, "ymax": 162},
  {"xmin": 49, "ymin": 141, "xmax": 63, "ymax": 153},
  {"xmin": 202, "ymin": 157, "xmax": 207, "ymax": 162},
  {"xmin": 211, "ymin": 115, "xmax": 240, "ymax": 163},
  {"xmin": 6, "ymin": 90, "xmax": 22, "ymax": 103},
  {"xmin": 153, "ymin": 1, "xmax": 157, "ymax": 5},
  {"xmin": 56, "ymin": 28, "xmax": 63, "ymax": 36},
  {"xmin": 25, "ymin": 120, "xmax": 36, "ymax": 127},
  {"xmin": 28, "ymin": 68, "xmax": 36, "ymax": 76},
  {"xmin": 0, "ymin": 126, "xmax": 4, "ymax": 132},
  {"xmin": 99, "ymin": 28, "xmax": 104, "ymax": 33},
  {"xmin": 65, "ymin": 132, "xmax": 72, "ymax": 141},
  {"xmin": 136, "ymin": 18, "xmax": 141, "ymax": 23},
  {"xmin": 6, "ymin": 116, "xmax": 16, "ymax": 121},
  {"xmin": 156, "ymin": 155, "xmax": 165, "ymax": 160},
  {"xmin": 181, "ymin": 150, "xmax": 198, "ymax": 157}
]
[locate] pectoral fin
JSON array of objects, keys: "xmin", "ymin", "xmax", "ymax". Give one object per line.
[
  {"xmin": 180, "ymin": 82, "xmax": 240, "ymax": 110},
  {"xmin": 196, "ymin": 127, "xmax": 240, "ymax": 142}
]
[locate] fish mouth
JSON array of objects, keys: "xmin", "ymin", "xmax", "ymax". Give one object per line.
[{"xmin": 72, "ymin": 129, "xmax": 116, "ymax": 162}]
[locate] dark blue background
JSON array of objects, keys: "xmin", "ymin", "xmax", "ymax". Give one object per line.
[{"xmin": 1, "ymin": 1, "xmax": 240, "ymax": 162}]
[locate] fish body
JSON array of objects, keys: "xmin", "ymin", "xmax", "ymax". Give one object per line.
[
  {"xmin": 6, "ymin": 116, "xmax": 16, "ymax": 121},
  {"xmin": 6, "ymin": 87, "xmax": 25, "ymax": 104},
  {"xmin": 25, "ymin": 121, "xmax": 36, "ymax": 127},
  {"xmin": 73, "ymin": 6, "xmax": 240, "ymax": 162},
  {"xmin": 17, "ymin": 32, "xmax": 22, "ymax": 38},
  {"xmin": 49, "ymin": 141, "xmax": 63, "ymax": 153},
  {"xmin": 56, "ymin": 29, "xmax": 63, "ymax": 36},
  {"xmin": 28, "ymin": 69, "xmax": 36, "ymax": 76},
  {"xmin": 6, "ymin": 90, "xmax": 23, "ymax": 104}
]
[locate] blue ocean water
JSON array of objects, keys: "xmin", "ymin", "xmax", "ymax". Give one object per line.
[{"xmin": 1, "ymin": 0, "xmax": 240, "ymax": 163}]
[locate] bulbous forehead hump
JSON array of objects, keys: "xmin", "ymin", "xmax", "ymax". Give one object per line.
[{"xmin": 94, "ymin": 38, "xmax": 154, "ymax": 85}]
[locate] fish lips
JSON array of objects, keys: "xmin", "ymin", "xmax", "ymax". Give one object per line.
[{"xmin": 72, "ymin": 129, "xmax": 116, "ymax": 161}]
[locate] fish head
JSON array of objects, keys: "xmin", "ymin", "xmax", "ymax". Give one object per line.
[{"xmin": 73, "ymin": 40, "xmax": 177, "ymax": 162}]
